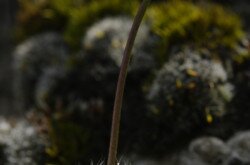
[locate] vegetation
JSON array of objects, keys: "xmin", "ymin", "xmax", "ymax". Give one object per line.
[
  {"xmin": 16, "ymin": 0, "xmax": 139, "ymax": 48},
  {"xmin": 146, "ymin": 1, "xmax": 244, "ymax": 64},
  {"xmin": 11, "ymin": 0, "xmax": 250, "ymax": 164}
]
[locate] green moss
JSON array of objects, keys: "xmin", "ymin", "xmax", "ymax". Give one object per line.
[
  {"xmin": 16, "ymin": 0, "xmax": 244, "ymax": 53},
  {"xmin": 15, "ymin": 0, "xmax": 66, "ymax": 41},
  {"xmin": 16, "ymin": 0, "xmax": 139, "ymax": 49},
  {"xmin": 45, "ymin": 104, "xmax": 111, "ymax": 164},
  {"xmin": 49, "ymin": 0, "xmax": 86, "ymax": 14},
  {"xmin": 233, "ymin": 46, "xmax": 250, "ymax": 64},
  {"xmin": 64, "ymin": 0, "xmax": 138, "ymax": 48},
  {"xmin": 46, "ymin": 119, "xmax": 90, "ymax": 164},
  {"xmin": 146, "ymin": 1, "xmax": 244, "ymax": 63}
]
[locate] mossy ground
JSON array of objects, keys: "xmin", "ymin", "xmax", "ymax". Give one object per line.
[{"xmin": 13, "ymin": 0, "xmax": 250, "ymax": 164}]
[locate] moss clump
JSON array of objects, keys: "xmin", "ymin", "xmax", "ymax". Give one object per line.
[
  {"xmin": 232, "ymin": 38, "xmax": 250, "ymax": 64},
  {"xmin": 137, "ymin": 49, "xmax": 234, "ymax": 155},
  {"xmin": 64, "ymin": 0, "xmax": 139, "ymax": 48},
  {"xmin": 34, "ymin": 16, "xmax": 157, "ymax": 160},
  {"xmin": 16, "ymin": 0, "xmax": 244, "ymax": 52},
  {"xmin": 148, "ymin": 50, "xmax": 231, "ymax": 124},
  {"xmin": 35, "ymin": 52, "xmax": 118, "ymax": 112},
  {"xmin": 46, "ymin": 119, "xmax": 90, "ymax": 164},
  {"xmin": 146, "ymin": 1, "xmax": 244, "ymax": 64},
  {"xmin": 13, "ymin": 32, "xmax": 69, "ymax": 112},
  {"xmin": 16, "ymin": 0, "xmax": 139, "ymax": 49},
  {"xmin": 15, "ymin": 0, "xmax": 66, "ymax": 41},
  {"xmin": 82, "ymin": 16, "xmax": 157, "ymax": 73},
  {"xmin": 13, "ymin": 0, "xmax": 249, "ymax": 161},
  {"xmin": 45, "ymin": 97, "xmax": 112, "ymax": 164}
]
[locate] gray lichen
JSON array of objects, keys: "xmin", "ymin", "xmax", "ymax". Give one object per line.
[
  {"xmin": 83, "ymin": 16, "xmax": 157, "ymax": 73},
  {"xmin": 13, "ymin": 32, "xmax": 69, "ymax": 112},
  {"xmin": 227, "ymin": 131, "xmax": 250, "ymax": 162},
  {"xmin": 189, "ymin": 137, "xmax": 231, "ymax": 164},
  {"xmin": 0, "ymin": 119, "xmax": 46, "ymax": 165},
  {"xmin": 148, "ymin": 49, "xmax": 233, "ymax": 124}
]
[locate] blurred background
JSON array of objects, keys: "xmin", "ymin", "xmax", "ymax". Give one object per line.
[
  {"xmin": 0, "ymin": 0, "xmax": 250, "ymax": 164},
  {"xmin": 0, "ymin": 0, "xmax": 17, "ymax": 115}
]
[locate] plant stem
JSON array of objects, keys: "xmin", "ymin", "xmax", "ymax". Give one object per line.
[{"xmin": 107, "ymin": 0, "xmax": 151, "ymax": 165}]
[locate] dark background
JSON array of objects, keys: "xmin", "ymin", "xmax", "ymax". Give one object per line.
[{"xmin": 0, "ymin": 0, "xmax": 17, "ymax": 115}]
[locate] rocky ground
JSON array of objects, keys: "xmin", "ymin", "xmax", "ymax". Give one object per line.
[
  {"xmin": 0, "ymin": 0, "xmax": 250, "ymax": 165},
  {"xmin": 1, "ymin": 117, "xmax": 250, "ymax": 165},
  {"xmin": 0, "ymin": 117, "xmax": 46, "ymax": 164},
  {"xmin": 132, "ymin": 132, "xmax": 250, "ymax": 165}
]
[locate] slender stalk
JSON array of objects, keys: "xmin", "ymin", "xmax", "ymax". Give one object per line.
[{"xmin": 107, "ymin": 0, "xmax": 151, "ymax": 165}]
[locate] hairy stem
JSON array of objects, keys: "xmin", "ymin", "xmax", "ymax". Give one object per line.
[{"xmin": 107, "ymin": 0, "xmax": 151, "ymax": 165}]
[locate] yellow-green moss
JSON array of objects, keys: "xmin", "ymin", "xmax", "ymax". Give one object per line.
[
  {"xmin": 49, "ymin": 0, "xmax": 86, "ymax": 14},
  {"xmin": 16, "ymin": 0, "xmax": 139, "ymax": 48},
  {"xmin": 46, "ymin": 119, "xmax": 90, "ymax": 164},
  {"xmin": 16, "ymin": 0, "xmax": 244, "ymax": 52},
  {"xmin": 233, "ymin": 47, "xmax": 250, "ymax": 64},
  {"xmin": 64, "ymin": 0, "xmax": 139, "ymax": 48},
  {"xmin": 16, "ymin": 0, "xmax": 65, "ymax": 41},
  {"xmin": 146, "ymin": 1, "xmax": 244, "ymax": 62}
]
